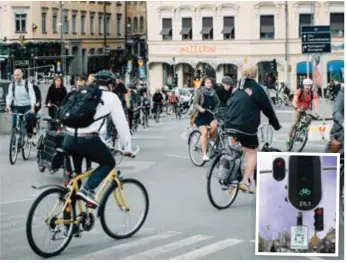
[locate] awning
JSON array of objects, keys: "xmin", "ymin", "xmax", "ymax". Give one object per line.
[
  {"xmin": 160, "ymin": 27, "xmax": 172, "ymax": 35},
  {"xmin": 296, "ymin": 62, "xmax": 312, "ymax": 74},
  {"xmin": 200, "ymin": 27, "xmax": 212, "ymax": 34},
  {"xmin": 261, "ymin": 25, "xmax": 274, "ymax": 33},
  {"xmin": 180, "ymin": 27, "xmax": 191, "ymax": 35},
  {"xmin": 222, "ymin": 26, "xmax": 234, "ymax": 34},
  {"xmin": 327, "ymin": 60, "xmax": 344, "ymax": 73}
]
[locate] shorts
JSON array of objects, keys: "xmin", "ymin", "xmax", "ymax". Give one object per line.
[{"xmin": 237, "ymin": 133, "xmax": 259, "ymax": 149}]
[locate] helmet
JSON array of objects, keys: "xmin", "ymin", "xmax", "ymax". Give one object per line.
[
  {"xmin": 94, "ymin": 70, "xmax": 116, "ymax": 86},
  {"xmin": 222, "ymin": 76, "xmax": 233, "ymax": 85},
  {"xmin": 303, "ymin": 78, "xmax": 313, "ymax": 85}
]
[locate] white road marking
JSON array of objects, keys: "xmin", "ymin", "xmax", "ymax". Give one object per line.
[
  {"xmin": 74, "ymin": 231, "xmax": 181, "ymax": 260},
  {"xmin": 121, "ymin": 234, "xmax": 213, "ymax": 260},
  {"xmin": 164, "ymin": 154, "xmax": 190, "ymax": 159},
  {"xmin": 132, "ymin": 136, "xmax": 166, "ymax": 139},
  {"xmin": 276, "ymin": 110, "xmax": 293, "ymax": 114},
  {"xmin": 169, "ymin": 238, "xmax": 243, "ymax": 260},
  {"xmin": 0, "ymin": 197, "xmax": 36, "ymax": 205}
]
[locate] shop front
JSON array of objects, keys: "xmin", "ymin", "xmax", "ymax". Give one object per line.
[
  {"xmin": 327, "ymin": 60, "xmax": 344, "ymax": 83},
  {"xmin": 296, "ymin": 61, "xmax": 312, "ymax": 88}
]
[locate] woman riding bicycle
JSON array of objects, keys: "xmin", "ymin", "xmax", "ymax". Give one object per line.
[{"xmin": 191, "ymin": 77, "xmax": 220, "ymax": 161}]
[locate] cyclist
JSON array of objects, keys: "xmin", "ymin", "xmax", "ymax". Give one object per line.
[
  {"xmin": 141, "ymin": 92, "xmax": 151, "ymax": 126},
  {"xmin": 152, "ymin": 88, "xmax": 164, "ymax": 120},
  {"xmin": 191, "ymin": 76, "xmax": 220, "ymax": 161},
  {"xmin": 61, "ymin": 70, "xmax": 133, "ymax": 207},
  {"xmin": 128, "ymin": 85, "xmax": 141, "ymax": 132},
  {"xmin": 214, "ymin": 76, "xmax": 233, "ymax": 120},
  {"xmin": 167, "ymin": 91, "xmax": 179, "ymax": 120},
  {"xmin": 30, "ymin": 79, "xmax": 42, "ymax": 137},
  {"xmin": 286, "ymin": 78, "xmax": 319, "ymax": 149},
  {"xmin": 5, "ymin": 69, "xmax": 36, "ymax": 139},
  {"xmin": 224, "ymin": 65, "xmax": 281, "ymax": 192},
  {"xmin": 113, "ymin": 73, "xmax": 129, "ymax": 113},
  {"xmin": 45, "ymin": 76, "xmax": 68, "ymax": 119}
]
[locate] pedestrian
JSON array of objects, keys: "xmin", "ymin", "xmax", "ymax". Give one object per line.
[
  {"xmin": 45, "ymin": 76, "xmax": 67, "ymax": 120},
  {"xmin": 5, "ymin": 69, "xmax": 36, "ymax": 139}
]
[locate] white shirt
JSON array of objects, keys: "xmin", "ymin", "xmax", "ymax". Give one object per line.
[{"xmin": 66, "ymin": 88, "xmax": 132, "ymax": 152}]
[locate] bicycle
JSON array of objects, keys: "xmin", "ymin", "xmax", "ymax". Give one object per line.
[
  {"xmin": 206, "ymin": 124, "xmax": 281, "ymax": 210},
  {"xmin": 141, "ymin": 106, "xmax": 150, "ymax": 128},
  {"xmin": 188, "ymin": 109, "xmax": 225, "ymax": 167},
  {"xmin": 26, "ymin": 146, "xmax": 149, "ymax": 258},
  {"xmin": 8, "ymin": 110, "xmax": 32, "ymax": 165},
  {"xmin": 153, "ymin": 103, "xmax": 161, "ymax": 123},
  {"xmin": 287, "ymin": 107, "xmax": 319, "ymax": 152},
  {"xmin": 32, "ymin": 110, "xmax": 43, "ymax": 147}
]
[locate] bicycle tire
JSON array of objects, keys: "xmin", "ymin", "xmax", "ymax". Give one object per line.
[
  {"xmin": 188, "ymin": 130, "xmax": 206, "ymax": 167},
  {"xmin": 287, "ymin": 127, "xmax": 296, "ymax": 151},
  {"xmin": 26, "ymin": 187, "xmax": 75, "ymax": 258},
  {"xmin": 181, "ymin": 107, "xmax": 188, "ymax": 115},
  {"xmin": 37, "ymin": 135, "xmax": 46, "ymax": 172},
  {"xmin": 207, "ymin": 154, "xmax": 239, "ymax": 210},
  {"xmin": 22, "ymin": 135, "xmax": 32, "ymax": 160},
  {"xmin": 9, "ymin": 130, "xmax": 19, "ymax": 165},
  {"xmin": 293, "ymin": 128, "xmax": 308, "ymax": 152},
  {"xmin": 99, "ymin": 178, "xmax": 149, "ymax": 239}
]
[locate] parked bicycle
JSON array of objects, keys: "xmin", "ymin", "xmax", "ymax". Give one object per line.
[
  {"xmin": 8, "ymin": 110, "xmax": 32, "ymax": 165},
  {"xmin": 206, "ymin": 123, "xmax": 281, "ymax": 210},
  {"xmin": 26, "ymin": 147, "xmax": 149, "ymax": 258},
  {"xmin": 287, "ymin": 107, "xmax": 319, "ymax": 152}
]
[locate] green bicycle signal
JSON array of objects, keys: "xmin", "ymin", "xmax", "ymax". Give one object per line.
[{"xmin": 298, "ymin": 188, "xmax": 311, "ymax": 196}]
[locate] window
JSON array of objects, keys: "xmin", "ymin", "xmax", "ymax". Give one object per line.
[
  {"xmin": 330, "ymin": 13, "xmax": 344, "ymax": 37},
  {"xmin": 201, "ymin": 17, "xmax": 213, "ymax": 40},
  {"xmin": 52, "ymin": 13, "xmax": 58, "ymax": 33},
  {"xmin": 180, "ymin": 18, "xmax": 192, "ymax": 40},
  {"xmin": 15, "ymin": 14, "xmax": 26, "ymax": 33},
  {"xmin": 223, "ymin": 16, "xmax": 235, "ymax": 40},
  {"xmin": 127, "ymin": 17, "xmax": 132, "ymax": 33},
  {"xmin": 140, "ymin": 1, "xmax": 144, "ymax": 4},
  {"xmin": 160, "ymin": 18, "xmax": 172, "ymax": 40},
  {"xmin": 72, "ymin": 14, "xmax": 77, "ymax": 34},
  {"xmin": 63, "ymin": 14, "xmax": 69, "ymax": 34},
  {"xmin": 140, "ymin": 16, "xmax": 144, "ymax": 32},
  {"xmin": 41, "ymin": 13, "xmax": 47, "ymax": 33},
  {"xmin": 298, "ymin": 14, "xmax": 312, "ymax": 37},
  {"xmin": 133, "ymin": 17, "xmax": 138, "ymax": 33},
  {"xmin": 98, "ymin": 15, "xmax": 103, "ymax": 35},
  {"xmin": 81, "ymin": 14, "xmax": 86, "ymax": 34},
  {"xmin": 106, "ymin": 15, "xmax": 111, "ymax": 35},
  {"xmin": 260, "ymin": 15, "xmax": 274, "ymax": 39},
  {"xmin": 117, "ymin": 13, "xmax": 122, "ymax": 36},
  {"xmin": 90, "ymin": 13, "xmax": 95, "ymax": 34}
]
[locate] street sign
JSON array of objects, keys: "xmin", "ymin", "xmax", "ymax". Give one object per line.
[
  {"xmin": 290, "ymin": 225, "xmax": 308, "ymax": 250},
  {"xmin": 301, "ymin": 25, "xmax": 331, "ymax": 54}
]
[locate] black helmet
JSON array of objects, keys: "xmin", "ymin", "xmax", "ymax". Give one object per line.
[
  {"xmin": 95, "ymin": 70, "xmax": 116, "ymax": 86},
  {"xmin": 222, "ymin": 76, "xmax": 233, "ymax": 85}
]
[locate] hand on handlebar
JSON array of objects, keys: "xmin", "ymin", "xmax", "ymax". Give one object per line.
[{"xmin": 200, "ymin": 108, "xmax": 206, "ymax": 113}]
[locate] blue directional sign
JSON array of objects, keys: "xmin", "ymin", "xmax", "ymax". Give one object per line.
[{"xmin": 301, "ymin": 25, "xmax": 331, "ymax": 54}]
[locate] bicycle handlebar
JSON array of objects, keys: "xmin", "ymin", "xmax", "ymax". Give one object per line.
[
  {"xmin": 111, "ymin": 145, "xmax": 140, "ymax": 159},
  {"xmin": 9, "ymin": 110, "xmax": 32, "ymax": 116}
]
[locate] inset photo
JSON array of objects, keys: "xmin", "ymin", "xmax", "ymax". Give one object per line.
[{"xmin": 255, "ymin": 152, "xmax": 340, "ymax": 257}]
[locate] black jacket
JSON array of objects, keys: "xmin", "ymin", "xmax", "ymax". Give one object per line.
[
  {"xmin": 215, "ymin": 85, "xmax": 232, "ymax": 105},
  {"xmin": 331, "ymin": 86, "xmax": 344, "ymax": 140},
  {"xmin": 225, "ymin": 78, "xmax": 281, "ymax": 134}
]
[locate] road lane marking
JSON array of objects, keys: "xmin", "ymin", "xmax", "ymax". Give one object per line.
[
  {"xmin": 74, "ymin": 231, "xmax": 181, "ymax": 260},
  {"xmin": 169, "ymin": 238, "xmax": 243, "ymax": 260},
  {"xmin": 121, "ymin": 234, "xmax": 213, "ymax": 260},
  {"xmin": 0, "ymin": 198, "xmax": 36, "ymax": 205},
  {"xmin": 164, "ymin": 154, "xmax": 190, "ymax": 159}
]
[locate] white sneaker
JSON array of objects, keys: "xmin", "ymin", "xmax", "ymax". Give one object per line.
[{"xmin": 203, "ymin": 154, "xmax": 210, "ymax": 161}]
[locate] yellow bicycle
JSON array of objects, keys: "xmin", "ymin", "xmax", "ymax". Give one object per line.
[{"xmin": 26, "ymin": 146, "xmax": 149, "ymax": 258}]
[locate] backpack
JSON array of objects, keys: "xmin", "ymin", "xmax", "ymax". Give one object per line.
[
  {"xmin": 298, "ymin": 87, "xmax": 314, "ymax": 101},
  {"xmin": 57, "ymin": 85, "xmax": 107, "ymax": 130},
  {"xmin": 168, "ymin": 94, "xmax": 177, "ymax": 104}
]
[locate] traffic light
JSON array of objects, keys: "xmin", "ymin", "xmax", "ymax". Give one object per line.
[
  {"xmin": 314, "ymin": 208, "xmax": 324, "ymax": 232},
  {"xmin": 270, "ymin": 59, "xmax": 277, "ymax": 72},
  {"xmin": 173, "ymin": 74, "xmax": 178, "ymax": 87},
  {"xmin": 273, "ymin": 157, "xmax": 285, "ymax": 181}
]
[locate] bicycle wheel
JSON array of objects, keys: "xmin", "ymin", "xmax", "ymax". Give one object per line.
[
  {"xmin": 37, "ymin": 135, "xmax": 46, "ymax": 172},
  {"xmin": 292, "ymin": 128, "xmax": 308, "ymax": 152},
  {"xmin": 9, "ymin": 130, "xmax": 19, "ymax": 165},
  {"xmin": 274, "ymin": 97, "xmax": 283, "ymax": 108},
  {"xmin": 22, "ymin": 134, "xmax": 32, "ymax": 160},
  {"xmin": 100, "ymin": 178, "xmax": 149, "ymax": 239},
  {"xmin": 188, "ymin": 130, "xmax": 206, "ymax": 167},
  {"xmin": 207, "ymin": 154, "xmax": 239, "ymax": 210},
  {"xmin": 26, "ymin": 187, "xmax": 76, "ymax": 258}
]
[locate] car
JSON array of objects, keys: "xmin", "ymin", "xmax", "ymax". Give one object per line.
[{"xmin": 177, "ymin": 88, "xmax": 193, "ymax": 103}]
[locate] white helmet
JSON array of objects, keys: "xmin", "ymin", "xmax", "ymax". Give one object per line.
[{"xmin": 303, "ymin": 78, "xmax": 313, "ymax": 85}]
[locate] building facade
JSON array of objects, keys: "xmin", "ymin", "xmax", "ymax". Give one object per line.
[
  {"xmin": 0, "ymin": 1, "xmax": 127, "ymax": 77},
  {"xmin": 146, "ymin": 1, "xmax": 344, "ymax": 92}
]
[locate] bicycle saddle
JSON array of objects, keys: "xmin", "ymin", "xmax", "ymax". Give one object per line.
[{"xmin": 287, "ymin": 156, "xmax": 322, "ymax": 211}]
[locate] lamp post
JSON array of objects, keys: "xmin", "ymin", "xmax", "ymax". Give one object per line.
[{"xmin": 59, "ymin": 1, "xmax": 66, "ymax": 81}]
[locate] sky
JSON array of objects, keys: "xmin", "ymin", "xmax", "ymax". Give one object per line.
[{"xmin": 257, "ymin": 154, "xmax": 339, "ymax": 241}]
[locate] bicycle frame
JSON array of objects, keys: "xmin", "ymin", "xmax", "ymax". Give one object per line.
[{"xmin": 50, "ymin": 168, "xmax": 129, "ymax": 226}]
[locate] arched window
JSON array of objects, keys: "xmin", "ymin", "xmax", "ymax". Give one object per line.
[
  {"xmin": 140, "ymin": 16, "xmax": 144, "ymax": 32},
  {"xmin": 133, "ymin": 17, "xmax": 138, "ymax": 33}
]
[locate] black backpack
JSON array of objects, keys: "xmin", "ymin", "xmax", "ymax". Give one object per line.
[{"xmin": 57, "ymin": 85, "xmax": 107, "ymax": 130}]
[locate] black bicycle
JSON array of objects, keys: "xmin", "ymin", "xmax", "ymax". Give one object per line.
[
  {"xmin": 206, "ymin": 124, "xmax": 281, "ymax": 210},
  {"xmin": 8, "ymin": 110, "xmax": 32, "ymax": 165},
  {"xmin": 287, "ymin": 108, "xmax": 319, "ymax": 152}
]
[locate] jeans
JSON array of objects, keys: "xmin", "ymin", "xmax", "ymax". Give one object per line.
[
  {"xmin": 288, "ymin": 110, "xmax": 312, "ymax": 139},
  {"xmin": 62, "ymin": 135, "xmax": 115, "ymax": 190},
  {"xmin": 12, "ymin": 105, "xmax": 34, "ymax": 135}
]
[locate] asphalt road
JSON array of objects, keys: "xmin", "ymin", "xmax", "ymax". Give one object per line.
[{"xmin": 0, "ymin": 106, "xmax": 344, "ymax": 260}]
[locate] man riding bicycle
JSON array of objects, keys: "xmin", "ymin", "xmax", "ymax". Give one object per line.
[
  {"xmin": 286, "ymin": 78, "xmax": 319, "ymax": 149},
  {"xmin": 5, "ymin": 69, "xmax": 36, "ymax": 139},
  {"xmin": 61, "ymin": 70, "xmax": 134, "ymax": 207},
  {"xmin": 152, "ymin": 88, "xmax": 164, "ymax": 119}
]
